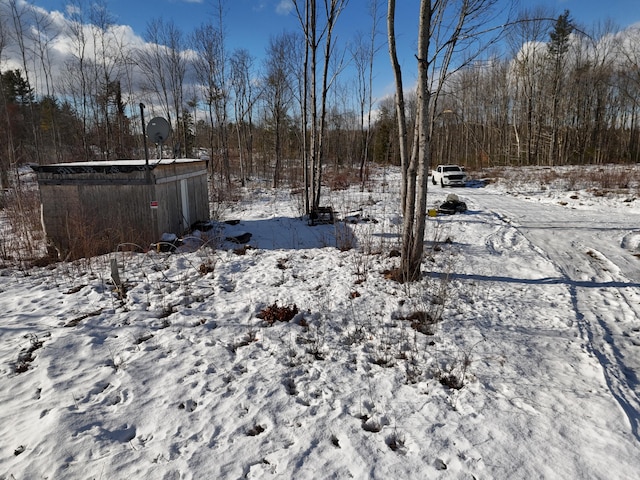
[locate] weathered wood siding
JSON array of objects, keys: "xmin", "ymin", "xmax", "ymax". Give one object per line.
[
  {"xmin": 152, "ymin": 162, "xmax": 210, "ymax": 235},
  {"xmin": 35, "ymin": 160, "xmax": 209, "ymax": 258}
]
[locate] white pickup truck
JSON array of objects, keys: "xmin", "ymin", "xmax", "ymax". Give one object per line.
[{"xmin": 431, "ymin": 164, "xmax": 467, "ymax": 187}]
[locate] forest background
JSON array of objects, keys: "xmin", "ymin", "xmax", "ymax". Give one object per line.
[{"xmin": 2, "ymin": 0, "xmax": 640, "ymax": 193}]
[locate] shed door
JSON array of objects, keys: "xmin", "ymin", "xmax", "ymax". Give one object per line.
[{"xmin": 180, "ymin": 179, "xmax": 190, "ymax": 231}]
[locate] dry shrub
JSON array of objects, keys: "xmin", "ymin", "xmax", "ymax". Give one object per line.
[
  {"xmin": 325, "ymin": 168, "xmax": 360, "ymax": 191},
  {"xmin": 257, "ymin": 302, "xmax": 299, "ymax": 326},
  {"xmin": 335, "ymin": 223, "xmax": 356, "ymax": 251},
  {"xmin": 5, "ymin": 171, "xmax": 151, "ymax": 262},
  {"xmin": 478, "ymin": 164, "xmax": 640, "ymax": 193},
  {"xmin": 14, "ymin": 334, "xmax": 44, "ymax": 374},
  {"xmin": 406, "ymin": 310, "xmax": 439, "ymax": 335},
  {"xmin": 62, "ymin": 209, "xmax": 146, "ymax": 261},
  {"xmin": 1, "ymin": 186, "xmax": 46, "ymax": 264},
  {"xmin": 233, "ymin": 245, "xmax": 253, "ymax": 255},
  {"xmin": 199, "ymin": 261, "xmax": 215, "ymax": 274},
  {"xmin": 383, "ymin": 267, "xmax": 408, "ymax": 283},
  {"xmin": 591, "ymin": 167, "xmax": 632, "ymax": 190},
  {"xmin": 560, "ymin": 166, "xmax": 632, "ymax": 191},
  {"xmin": 209, "ymin": 180, "xmax": 242, "ymax": 221},
  {"xmin": 439, "ymin": 372, "xmax": 465, "ymax": 390}
]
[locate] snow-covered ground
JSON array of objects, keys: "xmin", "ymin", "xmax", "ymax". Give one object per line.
[{"xmin": 1, "ymin": 166, "xmax": 640, "ymax": 479}]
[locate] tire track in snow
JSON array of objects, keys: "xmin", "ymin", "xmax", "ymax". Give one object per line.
[
  {"xmin": 464, "ymin": 189, "xmax": 640, "ymax": 442},
  {"xmin": 574, "ymin": 247, "xmax": 640, "ymax": 438}
]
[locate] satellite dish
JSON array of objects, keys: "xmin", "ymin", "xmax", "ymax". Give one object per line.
[{"xmin": 147, "ymin": 117, "xmax": 171, "ymax": 144}]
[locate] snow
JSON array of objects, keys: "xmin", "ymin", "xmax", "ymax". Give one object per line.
[
  {"xmin": 41, "ymin": 158, "xmax": 204, "ymax": 168},
  {"xmin": 2, "ymin": 166, "xmax": 640, "ymax": 478}
]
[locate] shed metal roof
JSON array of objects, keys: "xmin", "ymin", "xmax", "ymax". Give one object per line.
[{"xmin": 33, "ymin": 158, "xmax": 205, "ymax": 174}]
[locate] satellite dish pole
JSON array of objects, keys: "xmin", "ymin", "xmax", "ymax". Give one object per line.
[{"xmin": 139, "ymin": 103, "xmax": 150, "ymax": 168}]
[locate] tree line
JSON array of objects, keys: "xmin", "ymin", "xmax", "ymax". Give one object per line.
[{"xmin": 1, "ymin": 0, "xmax": 640, "ymax": 195}]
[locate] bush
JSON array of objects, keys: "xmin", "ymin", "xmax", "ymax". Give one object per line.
[{"xmin": 257, "ymin": 303, "xmax": 299, "ymax": 326}]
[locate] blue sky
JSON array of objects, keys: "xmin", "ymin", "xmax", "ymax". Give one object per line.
[
  {"xmin": 14, "ymin": 0, "xmax": 640, "ymax": 100},
  {"xmin": 31, "ymin": 0, "xmax": 640, "ymax": 45}
]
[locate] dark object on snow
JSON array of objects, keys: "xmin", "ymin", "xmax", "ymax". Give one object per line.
[
  {"xmin": 437, "ymin": 193, "xmax": 467, "ymax": 215},
  {"xmin": 191, "ymin": 220, "xmax": 213, "ymax": 231},
  {"xmin": 344, "ymin": 212, "xmax": 378, "ymax": 224},
  {"xmin": 309, "ymin": 206, "xmax": 334, "ymax": 225},
  {"xmin": 438, "ymin": 200, "xmax": 467, "ymax": 215},
  {"xmin": 226, "ymin": 232, "xmax": 252, "ymax": 244},
  {"xmin": 156, "ymin": 233, "xmax": 180, "ymax": 252},
  {"xmin": 224, "ymin": 219, "xmax": 240, "ymax": 225}
]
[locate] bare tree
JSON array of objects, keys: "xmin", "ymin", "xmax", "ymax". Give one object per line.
[
  {"xmin": 618, "ymin": 25, "xmax": 640, "ymax": 162},
  {"xmin": 211, "ymin": 0, "xmax": 231, "ymax": 184},
  {"xmin": 192, "ymin": 23, "xmax": 220, "ymax": 166},
  {"xmin": 351, "ymin": 0, "xmax": 383, "ymax": 184},
  {"xmin": 137, "ymin": 18, "xmax": 187, "ymax": 157},
  {"xmin": 572, "ymin": 21, "xmax": 621, "ymax": 165},
  {"xmin": 62, "ymin": 0, "xmax": 96, "ymax": 161},
  {"xmin": 6, "ymin": 0, "xmax": 42, "ymax": 163},
  {"xmin": 389, "ymin": 0, "xmax": 512, "ymax": 281},
  {"xmin": 191, "ymin": 21, "xmax": 230, "ymax": 182},
  {"xmin": 89, "ymin": 1, "xmax": 130, "ymax": 160},
  {"xmin": 264, "ymin": 33, "xmax": 295, "ymax": 188},
  {"xmin": 507, "ymin": 7, "xmax": 552, "ymax": 165},
  {"xmin": 0, "ymin": 13, "xmax": 16, "ymax": 188},
  {"xmin": 546, "ymin": 10, "xmax": 573, "ymax": 165},
  {"xmin": 293, "ymin": 0, "xmax": 349, "ymax": 213},
  {"xmin": 387, "ymin": 0, "xmax": 410, "ymax": 215},
  {"xmin": 230, "ymin": 48, "xmax": 256, "ymax": 186},
  {"xmin": 28, "ymin": 6, "xmax": 62, "ymax": 161}
]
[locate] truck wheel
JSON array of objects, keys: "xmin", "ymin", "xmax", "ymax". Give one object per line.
[
  {"xmin": 440, "ymin": 179, "xmax": 445, "ymax": 187},
  {"xmin": 432, "ymin": 177, "xmax": 436, "ymax": 185}
]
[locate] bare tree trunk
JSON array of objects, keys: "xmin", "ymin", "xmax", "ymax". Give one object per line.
[
  {"xmin": 301, "ymin": 1, "xmax": 311, "ymax": 214},
  {"xmin": 64, "ymin": 0, "xmax": 94, "ymax": 161},
  {"xmin": 308, "ymin": 1, "xmax": 319, "ymax": 210},
  {"xmin": 230, "ymin": 49, "xmax": 255, "ymax": 187},
  {"xmin": 294, "ymin": 0, "xmax": 347, "ymax": 213},
  {"xmin": 390, "ymin": 0, "xmax": 510, "ymax": 281},
  {"xmin": 397, "ymin": 0, "xmax": 430, "ymax": 282},
  {"xmin": 315, "ymin": 6, "xmax": 331, "ymax": 209},
  {"xmin": 213, "ymin": 0, "xmax": 231, "ymax": 183},
  {"xmin": 361, "ymin": 0, "xmax": 380, "ymax": 186},
  {"xmin": 0, "ymin": 24, "xmax": 17, "ymax": 188},
  {"xmin": 387, "ymin": 0, "xmax": 409, "ymax": 214},
  {"xmin": 265, "ymin": 34, "xmax": 295, "ymax": 188},
  {"xmin": 352, "ymin": 0, "xmax": 381, "ymax": 187},
  {"xmin": 30, "ymin": 8, "xmax": 61, "ymax": 162},
  {"xmin": 8, "ymin": 0, "xmax": 41, "ymax": 164}
]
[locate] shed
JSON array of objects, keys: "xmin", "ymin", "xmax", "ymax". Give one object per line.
[{"xmin": 33, "ymin": 158, "xmax": 209, "ymax": 258}]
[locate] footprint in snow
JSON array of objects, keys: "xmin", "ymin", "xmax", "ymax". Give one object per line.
[{"xmin": 178, "ymin": 399, "xmax": 198, "ymax": 412}]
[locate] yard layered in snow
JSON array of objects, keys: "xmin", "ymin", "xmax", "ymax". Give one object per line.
[{"xmin": 1, "ymin": 167, "xmax": 640, "ymax": 478}]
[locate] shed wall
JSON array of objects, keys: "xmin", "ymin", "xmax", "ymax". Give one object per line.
[
  {"xmin": 39, "ymin": 183, "xmax": 155, "ymax": 256},
  {"xmin": 152, "ymin": 164, "xmax": 209, "ymax": 235},
  {"xmin": 37, "ymin": 160, "xmax": 209, "ymax": 258}
]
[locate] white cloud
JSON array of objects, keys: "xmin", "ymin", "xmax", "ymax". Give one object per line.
[
  {"xmin": 65, "ymin": 5, "xmax": 81, "ymax": 16},
  {"xmin": 276, "ymin": 0, "xmax": 294, "ymax": 16},
  {"xmin": 0, "ymin": 2, "xmax": 149, "ymax": 98}
]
